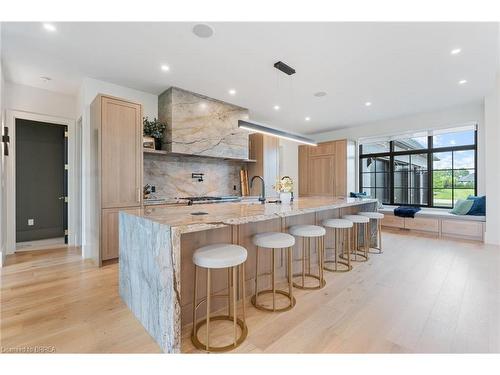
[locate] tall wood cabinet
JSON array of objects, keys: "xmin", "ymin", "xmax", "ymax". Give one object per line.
[
  {"xmin": 247, "ymin": 133, "xmax": 279, "ymax": 198},
  {"xmin": 298, "ymin": 139, "xmax": 347, "ymax": 197},
  {"xmin": 91, "ymin": 95, "xmax": 143, "ymax": 263}
]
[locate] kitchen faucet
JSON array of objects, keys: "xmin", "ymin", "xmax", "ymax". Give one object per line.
[{"xmin": 250, "ymin": 175, "xmax": 266, "ymax": 203}]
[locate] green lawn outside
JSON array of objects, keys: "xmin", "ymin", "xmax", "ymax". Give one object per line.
[{"xmin": 433, "ymin": 188, "xmax": 475, "ymax": 206}]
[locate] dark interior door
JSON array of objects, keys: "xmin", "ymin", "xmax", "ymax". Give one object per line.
[{"xmin": 15, "ymin": 119, "xmax": 67, "ymax": 243}]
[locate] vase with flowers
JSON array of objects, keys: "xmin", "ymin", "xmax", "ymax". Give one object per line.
[
  {"xmin": 143, "ymin": 117, "xmax": 167, "ymax": 150},
  {"xmin": 274, "ymin": 176, "xmax": 294, "ymax": 204}
]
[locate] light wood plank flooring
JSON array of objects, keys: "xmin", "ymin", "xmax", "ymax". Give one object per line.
[{"xmin": 1, "ymin": 230, "xmax": 499, "ymax": 353}]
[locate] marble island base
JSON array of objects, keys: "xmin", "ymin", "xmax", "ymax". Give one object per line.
[{"xmin": 119, "ymin": 197, "xmax": 378, "ymax": 353}]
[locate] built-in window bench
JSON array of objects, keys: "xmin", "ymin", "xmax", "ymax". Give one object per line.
[{"xmin": 379, "ymin": 206, "xmax": 485, "ymax": 241}]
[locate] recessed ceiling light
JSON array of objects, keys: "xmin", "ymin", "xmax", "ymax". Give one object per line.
[
  {"xmin": 193, "ymin": 24, "xmax": 214, "ymax": 38},
  {"xmin": 451, "ymin": 48, "xmax": 462, "ymax": 55},
  {"xmin": 365, "ymin": 102, "xmax": 372, "ymax": 107},
  {"xmin": 40, "ymin": 76, "xmax": 52, "ymax": 83},
  {"xmin": 458, "ymin": 79, "xmax": 467, "ymax": 85},
  {"xmin": 273, "ymin": 105, "xmax": 280, "ymax": 110},
  {"xmin": 161, "ymin": 65, "xmax": 170, "ymax": 72},
  {"xmin": 305, "ymin": 117, "xmax": 311, "ymax": 121},
  {"xmin": 43, "ymin": 23, "xmax": 56, "ymax": 32},
  {"xmin": 228, "ymin": 89, "xmax": 236, "ymax": 95},
  {"xmin": 314, "ymin": 91, "xmax": 327, "ymax": 97}
]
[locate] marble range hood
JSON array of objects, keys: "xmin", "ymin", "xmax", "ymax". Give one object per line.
[{"xmin": 158, "ymin": 87, "xmax": 250, "ymax": 160}]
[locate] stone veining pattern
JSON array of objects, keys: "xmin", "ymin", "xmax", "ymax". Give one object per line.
[
  {"xmin": 158, "ymin": 87, "xmax": 249, "ymax": 159},
  {"xmin": 119, "ymin": 212, "xmax": 181, "ymax": 353},
  {"xmin": 143, "ymin": 152, "xmax": 241, "ymax": 198}
]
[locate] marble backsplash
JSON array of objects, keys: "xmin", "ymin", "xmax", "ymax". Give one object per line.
[
  {"xmin": 144, "ymin": 153, "xmax": 242, "ymax": 198},
  {"xmin": 158, "ymin": 87, "xmax": 249, "ymax": 159}
]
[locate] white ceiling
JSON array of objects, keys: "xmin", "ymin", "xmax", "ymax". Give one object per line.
[{"xmin": 2, "ymin": 22, "xmax": 498, "ymax": 134}]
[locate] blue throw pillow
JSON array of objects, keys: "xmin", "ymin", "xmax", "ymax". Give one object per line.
[
  {"xmin": 350, "ymin": 192, "xmax": 368, "ymax": 198},
  {"xmin": 467, "ymin": 195, "xmax": 486, "ymax": 216}
]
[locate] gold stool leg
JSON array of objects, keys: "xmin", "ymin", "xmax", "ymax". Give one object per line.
[
  {"xmin": 347, "ymin": 228, "xmax": 352, "ymax": 269},
  {"xmin": 192, "ymin": 265, "xmax": 198, "ymax": 337},
  {"xmin": 307, "ymin": 238, "xmax": 311, "ymax": 275},
  {"xmin": 254, "ymin": 246, "xmax": 259, "ymax": 306},
  {"xmin": 206, "ymin": 268, "xmax": 211, "ymax": 351},
  {"xmin": 227, "ymin": 268, "xmax": 231, "ymax": 317},
  {"xmin": 232, "ymin": 266, "xmax": 237, "ymax": 346},
  {"xmin": 364, "ymin": 223, "xmax": 369, "ymax": 259},
  {"xmin": 302, "ymin": 238, "xmax": 306, "ymax": 287},
  {"xmin": 272, "ymin": 248, "xmax": 276, "ymax": 311},
  {"xmin": 252, "ymin": 245, "xmax": 296, "ymax": 312},
  {"xmin": 371, "ymin": 219, "xmax": 383, "ymax": 254},
  {"xmin": 288, "ymin": 247, "xmax": 293, "ymax": 302},
  {"xmin": 241, "ymin": 263, "xmax": 246, "ymax": 320}
]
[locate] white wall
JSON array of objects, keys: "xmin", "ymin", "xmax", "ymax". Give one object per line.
[
  {"xmin": 482, "ymin": 27, "xmax": 500, "ymax": 245},
  {"xmin": 77, "ymin": 78, "xmax": 158, "ymax": 262},
  {"xmin": 483, "ymin": 93, "xmax": 499, "ymax": 245},
  {"xmin": 5, "ymin": 82, "xmax": 76, "ymax": 119},
  {"xmin": 0, "ymin": 23, "xmax": 6, "ymax": 266},
  {"xmin": 313, "ymin": 101, "xmax": 486, "ymax": 195},
  {"xmin": 279, "ymin": 139, "xmax": 299, "ymax": 197}
]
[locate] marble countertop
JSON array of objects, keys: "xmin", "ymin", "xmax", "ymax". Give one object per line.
[{"xmin": 132, "ymin": 196, "xmax": 378, "ymax": 232}]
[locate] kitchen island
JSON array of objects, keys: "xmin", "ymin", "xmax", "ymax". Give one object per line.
[{"xmin": 118, "ymin": 196, "xmax": 378, "ymax": 353}]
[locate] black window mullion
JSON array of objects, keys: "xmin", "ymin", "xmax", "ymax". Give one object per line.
[
  {"xmin": 428, "ymin": 135, "xmax": 433, "ymax": 207},
  {"xmin": 390, "ymin": 154, "xmax": 395, "ymax": 205},
  {"xmin": 360, "ymin": 131, "xmax": 476, "ymax": 208}
]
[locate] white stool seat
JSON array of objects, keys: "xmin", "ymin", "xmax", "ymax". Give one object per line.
[
  {"xmin": 359, "ymin": 211, "xmax": 384, "ymax": 220},
  {"xmin": 253, "ymin": 232, "xmax": 295, "ymax": 249},
  {"xmin": 193, "ymin": 243, "xmax": 248, "ymax": 269},
  {"xmin": 322, "ymin": 218, "xmax": 353, "ymax": 229},
  {"xmin": 343, "ymin": 214, "xmax": 370, "ymax": 224},
  {"xmin": 289, "ymin": 225, "xmax": 326, "ymax": 237}
]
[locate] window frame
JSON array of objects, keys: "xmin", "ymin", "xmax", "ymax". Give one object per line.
[{"xmin": 359, "ymin": 130, "xmax": 477, "ymax": 208}]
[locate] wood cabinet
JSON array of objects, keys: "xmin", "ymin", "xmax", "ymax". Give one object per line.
[
  {"xmin": 299, "ymin": 139, "xmax": 347, "ymax": 197},
  {"xmin": 100, "ymin": 97, "xmax": 142, "ymax": 208},
  {"xmin": 91, "ymin": 94, "xmax": 143, "ymax": 264},
  {"xmin": 101, "ymin": 207, "xmax": 141, "ymax": 261},
  {"xmin": 247, "ymin": 133, "xmax": 279, "ymax": 198},
  {"xmin": 307, "ymin": 155, "xmax": 335, "ymax": 196}
]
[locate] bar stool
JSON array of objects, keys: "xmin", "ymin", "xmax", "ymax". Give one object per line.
[
  {"xmin": 340, "ymin": 214, "xmax": 370, "ymax": 262},
  {"xmin": 322, "ymin": 218, "xmax": 354, "ymax": 272},
  {"xmin": 289, "ymin": 225, "xmax": 326, "ymax": 289},
  {"xmin": 252, "ymin": 232, "xmax": 296, "ymax": 312},
  {"xmin": 191, "ymin": 243, "xmax": 248, "ymax": 352},
  {"xmin": 359, "ymin": 212, "xmax": 385, "ymax": 254}
]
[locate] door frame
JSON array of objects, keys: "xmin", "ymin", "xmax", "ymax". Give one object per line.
[{"xmin": 6, "ymin": 110, "xmax": 77, "ymax": 255}]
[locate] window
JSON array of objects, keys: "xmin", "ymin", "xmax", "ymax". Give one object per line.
[{"xmin": 359, "ymin": 126, "xmax": 477, "ymax": 208}]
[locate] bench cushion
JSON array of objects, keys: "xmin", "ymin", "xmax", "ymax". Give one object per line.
[{"xmin": 380, "ymin": 206, "xmax": 485, "ymax": 222}]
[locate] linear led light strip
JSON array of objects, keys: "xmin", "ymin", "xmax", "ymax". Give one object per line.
[{"xmin": 238, "ymin": 120, "xmax": 317, "ymax": 146}]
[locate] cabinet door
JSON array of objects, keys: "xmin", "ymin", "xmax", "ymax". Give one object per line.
[
  {"xmin": 101, "ymin": 207, "xmax": 141, "ymax": 261},
  {"xmin": 101, "ymin": 97, "xmax": 142, "ymax": 208},
  {"xmin": 334, "ymin": 140, "xmax": 347, "ymax": 196},
  {"xmin": 307, "ymin": 155, "xmax": 335, "ymax": 196},
  {"xmin": 298, "ymin": 145, "xmax": 309, "ymax": 195},
  {"xmin": 309, "ymin": 141, "xmax": 335, "ymax": 157}
]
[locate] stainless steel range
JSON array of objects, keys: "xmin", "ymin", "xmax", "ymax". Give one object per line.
[{"xmin": 180, "ymin": 196, "xmax": 242, "ymax": 205}]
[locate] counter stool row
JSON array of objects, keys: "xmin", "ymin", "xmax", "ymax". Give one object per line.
[{"xmin": 190, "ymin": 211, "xmax": 384, "ymax": 352}]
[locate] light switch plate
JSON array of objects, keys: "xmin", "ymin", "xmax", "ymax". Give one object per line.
[{"xmin": 28, "ymin": 219, "xmax": 34, "ymax": 226}]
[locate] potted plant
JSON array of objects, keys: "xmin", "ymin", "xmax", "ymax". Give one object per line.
[
  {"xmin": 274, "ymin": 176, "xmax": 294, "ymax": 204},
  {"xmin": 143, "ymin": 117, "xmax": 167, "ymax": 150}
]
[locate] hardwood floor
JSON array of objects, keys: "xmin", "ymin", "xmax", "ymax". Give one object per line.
[{"xmin": 1, "ymin": 230, "xmax": 499, "ymax": 353}]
